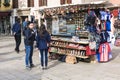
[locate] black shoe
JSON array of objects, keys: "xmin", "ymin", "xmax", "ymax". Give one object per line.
[
  {"xmin": 30, "ymin": 64, "xmax": 35, "ymax": 68},
  {"xmin": 15, "ymin": 49, "xmax": 19, "ymax": 53},
  {"xmin": 16, "ymin": 50, "xmax": 19, "ymax": 53}
]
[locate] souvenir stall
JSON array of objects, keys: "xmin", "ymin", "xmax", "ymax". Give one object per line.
[{"xmin": 40, "ymin": 4, "xmax": 113, "ymax": 64}]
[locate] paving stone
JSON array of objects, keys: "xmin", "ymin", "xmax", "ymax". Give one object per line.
[{"xmin": 0, "ymin": 36, "xmax": 120, "ymax": 80}]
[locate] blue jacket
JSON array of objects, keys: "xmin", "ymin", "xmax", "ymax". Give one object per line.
[
  {"xmin": 24, "ymin": 28, "xmax": 36, "ymax": 46},
  {"xmin": 22, "ymin": 21, "xmax": 28, "ymax": 31},
  {"xmin": 12, "ymin": 22, "xmax": 21, "ymax": 35},
  {"xmin": 36, "ymin": 32, "xmax": 51, "ymax": 49},
  {"xmin": 23, "ymin": 21, "xmax": 28, "ymax": 28}
]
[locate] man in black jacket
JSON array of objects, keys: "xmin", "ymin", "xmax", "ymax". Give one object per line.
[{"xmin": 24, "ymin": 22, "xmax": 36, "ymax": 70}]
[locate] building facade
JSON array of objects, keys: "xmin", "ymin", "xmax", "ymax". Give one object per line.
[
  {"xmin": 0, "ymin": 0, "xmax": 119, "ymax": 35},
  {"xmin": 0, "ymin": 0, "xmax": 12, "ymax": 35}
]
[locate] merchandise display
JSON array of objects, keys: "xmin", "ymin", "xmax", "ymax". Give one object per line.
[
  {"xmin": 42, "ymin": 4, "xmax": 115, "ymax": 64},
  {"xmin": 76, "ymin": 31, "xmax": 89, "ymax": 39},
  {"xmin": 98, "ymin": 42, "xmax": 111, "ymax": 62},
  {"xmin": 50, "ymin": 36, "xmax": 90, "ymax": 60}
]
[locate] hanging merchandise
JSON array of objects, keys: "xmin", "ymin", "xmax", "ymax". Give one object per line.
[
  {"xmin": 100, "ymin": 30, "xmax": 109, "ymax": 43},
  {"xmin": 98, "ymin": 42, "xmax": 111, "ymax": 62},
  {"xmin": 114, "ymin": 19, "xmax": 120, "ymax": 29},
  {"xmin": 85, "ymin": 11, "xmax": 96, "ymax": 26},
  {"xmin": 106, "ymin": 13, "xmax": 111, "ymax": 31},
  {"xmin": 86, "ymin": 46, "xmax": 96, "ymax": 56},
  {"xmin": 52, "ymin": 16, "xmax": 59, "ymax": 34},
  {"xmin": 112, "ymin": 9, "xmax": 119, "ymax": 17},
  {"xmin": 100, "ymin": 20, "xmax": 106, "ymax": 31},
  {"xmin": 84, "ymin": 10, "xmax": 96, "ymax": 32},
  {"xmin": 99, "ymin": 8, "xmax": 107, "ymax": 21},
  {"xmin": 106, "ymin": 20, "xmax": 111, "ymax": 31},
  {"xmin": 118, "ymin": 9, "xmax": 120, "ymax": 20},
  {"xmin": 94, "ymin": 8, "xmax": 100, "ymax": 18},
  {"xmin": 89, "ymin": 41, "xmax": 96, "ymax": 50}
]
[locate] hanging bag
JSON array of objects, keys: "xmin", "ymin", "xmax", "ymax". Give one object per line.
[{"xmin": 89, "ymin": 41, "xmax": 96, "ymax": 50}]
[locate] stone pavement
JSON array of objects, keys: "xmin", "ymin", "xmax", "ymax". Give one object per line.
[{"xmin": 0, "ymin": 36, "xmax": 120, "ymax": 80}]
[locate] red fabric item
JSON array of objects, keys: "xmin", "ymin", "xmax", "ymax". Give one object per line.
[
  {"xmin": 86, "ymin": 46, "xmax": 96, "ymax": 56},
  {"xmin": 99, "ymin": 42, "xmax": 111, "ymax": 62},
  {"xmin": 112, "ymin": 9, "xmax": 118, "ymax": 17}
]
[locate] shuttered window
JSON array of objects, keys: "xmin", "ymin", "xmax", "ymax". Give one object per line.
[
  {"xmin": 39, "ymin": 0, "xmax": 47, "ymax": 6},
  {"xmin": 67, "ymin": 0, "xmax": 71, "ymax": 4},
  {"xmin": 28, "ymin": 0, "xmax": 34, "ymax": 7},
  {"xmin": 60, "ymin": 0, "xmax": 72, "ymax": 5},
  {"xmin": 13, "ymin": 0, "xmax": 18, "ymax": 8}
]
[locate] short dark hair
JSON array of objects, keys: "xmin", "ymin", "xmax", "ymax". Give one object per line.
[
  {"xmin": 16, "ymin": 18, "xmax": 20, "ymax": 23},
  {"xmin": 27, "ymin": 21, "xmax": 34, "ymax": 26}
]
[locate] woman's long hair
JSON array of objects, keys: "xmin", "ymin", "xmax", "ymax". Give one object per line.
[{"xmin": 39, "ymin": 24, "xmax": 48, "ymax": 38}]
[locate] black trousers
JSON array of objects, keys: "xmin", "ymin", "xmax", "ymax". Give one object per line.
[{"xmin": 14, "ymin": 34, "xmax": 21, "ymax": 51}]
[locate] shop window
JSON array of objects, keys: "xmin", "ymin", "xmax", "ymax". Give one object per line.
[
  {"xmin": 39, "ymin": 0, "xmax": 47, "ymax": 6},
  {"xmin": 60, "ymin": 0, "xmax": 72, "ymax": 5},
  {"xmin": 28, "ymin": 0, "xmax": 34, "ymax": 7},
  {"xmin": 13, "ymin": 0, "xmax": 18, "ymax": 8}
]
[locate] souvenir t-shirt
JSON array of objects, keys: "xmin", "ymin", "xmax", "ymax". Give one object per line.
[{"xmin": 100, "ymin": 11, "xmax": 107, "ymax": 20}]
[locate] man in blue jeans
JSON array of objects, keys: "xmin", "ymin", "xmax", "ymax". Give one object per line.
[{"xmin": 24, "ymin": 22, "xmax": 35, "ymax": 70}]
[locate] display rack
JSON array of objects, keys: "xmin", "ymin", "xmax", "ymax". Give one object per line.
[
  {"xmin": 49, "ymin": 37, "xmax": 89, "ymax": 59},
  {"xmin": 66, "ymin": 11, "xmax": 86, "ymax": 29}
]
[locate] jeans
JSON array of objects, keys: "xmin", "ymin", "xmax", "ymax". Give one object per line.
[
  {"xmin": 40, "ymin": 49, "xmax": 48, "ymax": 67},
  {"xmin": 14, "ymin": 34, "xmax": 21, "ymax": 51},
  {"xmin": 25, "ymin": 46, "xmax": 33, "ymax": 67}
]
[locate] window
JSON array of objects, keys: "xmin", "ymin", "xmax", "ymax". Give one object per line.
[
  {"xmin": 28, "ymin": 0, "xmax": 34, "ymax": 7},
  {"xmin": 13, "ymin": 0, "xmax": 18, "ymax": 8},
  {"xmin": 4, "ymin": 0, "xmax": 10, "ymax": 3},
  {"xmin": 60, "ymin": 0, "xmax": 72, "ymax": 5},
  {"xmin": 39, "ymin": 0, "xmax": 47, "ymax": 6},
  {"xmin": 3, "ymin": 0, "xmax": 10, "ymax": 7},
  {"xmin": 0, "ymin": 0, "xmax": 1, "ymax": 7}
]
